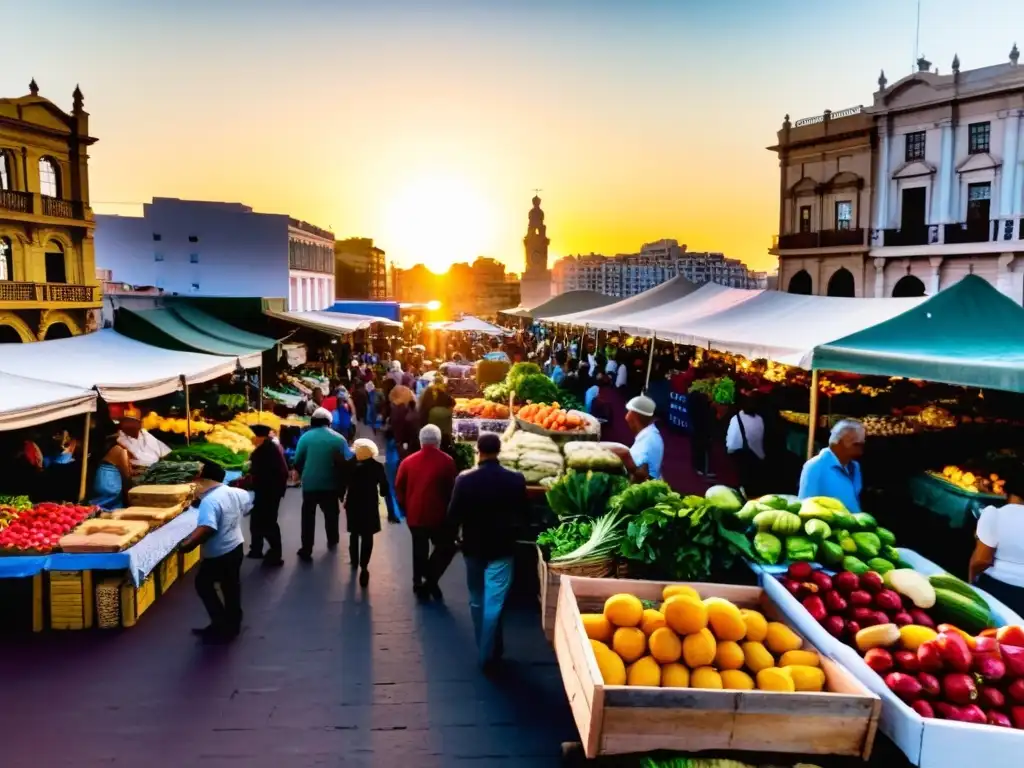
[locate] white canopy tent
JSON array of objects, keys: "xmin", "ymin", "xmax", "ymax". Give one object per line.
[
  {"xmin": 539, "ymin": 277, "xmax": 703, "ymax": 328},
  {"xmin": 0, "ymin": 373, "xmax": 97, "ymax": 432},
  {"xmin": 429, "ymin": 316, "xmax": 510, "ymax": 335},
  {"xmin": 612, "ymin": 282, "xmax": 763, "ymax": 336},
  {"xmin": 0, "ymin": 329, "xmax": 244, "ymax": 402},
  {"xmin": 654, "ymin": 290, "xmax": 928, "ymax": 367},
  {"xmin": 265, "ymin": 309, "xmax": 401, "ymax": 334}
]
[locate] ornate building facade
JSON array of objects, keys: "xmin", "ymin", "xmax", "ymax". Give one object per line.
[
  {"xmin": 520, "ymin": 195, "xmax": 552, "ymax": 308},
  {"xmin": 0, "ymin": 80, "xmax": 101, "ymax": 343},
  {"xmin": 771, "ymin": 47, "xmax": 1024, "ymax": 302}
]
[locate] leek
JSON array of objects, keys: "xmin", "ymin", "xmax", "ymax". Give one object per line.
[{"xmin": 550, "ymin": 508, "xmax": 629, "ymax": 565}]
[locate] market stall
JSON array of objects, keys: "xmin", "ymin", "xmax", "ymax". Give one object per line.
[
  {"xmin": 499, "ymin": 290, "xmax": 618, "ymax": 322},
  {"xmin": 0, "ymin": 373, "xmax": 96, "ymax": 432}
]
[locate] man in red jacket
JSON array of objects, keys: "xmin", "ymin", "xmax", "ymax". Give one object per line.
[{"xmin": 396, "ymin": 424, "xmax": 458, "ymax": 599}]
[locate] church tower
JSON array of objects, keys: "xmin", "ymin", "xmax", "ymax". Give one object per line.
[{"xmin": 520, "ymin": 195, "xmax": 552, "ymax": 308}]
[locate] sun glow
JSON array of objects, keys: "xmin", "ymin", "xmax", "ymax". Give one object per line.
[{"xmin": 381, "ymin": 175, "xmax": 499, "ymax": 273}]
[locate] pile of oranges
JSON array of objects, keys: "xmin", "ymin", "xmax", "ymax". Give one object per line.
[
  {"xmin": 454, "ymin": 398, "xmax": 511, "ymax": 419},
  {"xmin": 517, "ymin": 403, "xmax": 586, "ymax": 432}
]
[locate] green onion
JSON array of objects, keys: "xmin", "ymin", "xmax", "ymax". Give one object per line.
[{"xmin": 550, "ymin": 508, "xmax": 630, "ymax": 565}]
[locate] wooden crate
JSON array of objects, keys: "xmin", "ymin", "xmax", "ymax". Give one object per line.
[
  {"xmin": 157, "ymin": 552, "xmax": 180, "ymax": 594},
  {"xmin": 537, "ymin": 546, "xmax": 560, "ymax": 643},
  {"xmin": 48, "ymin": 570, "xmax": 93, "ymax": 630},
  {"xmin": 553, "ymin": 575, "xmax": 881, "ymax": 761},
  {"xmin": 120, "ymin": 573, "xmax": 157, "ymax": 628},
  {"xmin": 180, "ymin": 546, "xmax": 200, "ymax": 574},
  {"xmin": 95, "ymin": 578, "xmax": 122, "ymax": 629}
]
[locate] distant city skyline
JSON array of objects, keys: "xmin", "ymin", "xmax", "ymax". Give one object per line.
[{"xmin": 7, "ymin": 0, "xmax": 1024, "ymax": 273}]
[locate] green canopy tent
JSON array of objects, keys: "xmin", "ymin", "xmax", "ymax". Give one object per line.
[
  {"xmin": 170, "ymin": 303, "xmax": 278, "ymax": 351},
  {"xmin": 115, "ymin": 306, "xmax": 272, "ymax": 365},
  {"xmin": 810, "ymin": 275, "xmax": 1024, "ymax": 393}
]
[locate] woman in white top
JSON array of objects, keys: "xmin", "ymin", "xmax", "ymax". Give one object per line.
[
  {"xmin": 725, "ymin": 393, "xmax": 767, "ymax": 497},
  {"xmin": 970, "ymin": 474, "xmax": 1024, "ymax": 616}
]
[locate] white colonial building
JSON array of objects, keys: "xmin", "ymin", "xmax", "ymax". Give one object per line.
[
  {"xmin": 95, "ymin": 197, "xmax": 335, "ymax": 310},
  {"xmin": 771, "ymin": 46, "xmax": 1024, "ymax": 302}
]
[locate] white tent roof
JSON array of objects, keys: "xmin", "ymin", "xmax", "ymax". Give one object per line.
[
  {"xmin": 265, "ymin": 309, "xmax": 401, "ymax": 334},
  {"xmin": 429, "ymin": 316, "xmax": 510, "ymax": 335},
  {"xmin": 613, "ymin": 282, "xmax": 763, "ymax": 336},
  {"xmin": 0, "ymin": 373, "xmax": 97, "ymax": 432},
  {"xmin": 540, "ymin": 277, "xmax": 702, "ymax": 328},
  {"xmin": 0, "ymin": 330, "xmax": 242, "ymax": 402},
  {"xmin": 656, "ymin": 290, "xmax": 928, "ymax": 367}
]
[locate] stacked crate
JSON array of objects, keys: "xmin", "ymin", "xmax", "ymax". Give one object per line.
[{"xmin": 49, "ymin": 571, "xmax": 93, "ymax": 630}]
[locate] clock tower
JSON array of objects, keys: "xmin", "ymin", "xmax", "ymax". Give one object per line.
[{"xmin": 520, "ymin": 195, "xmax": 552, "ymax": 308}]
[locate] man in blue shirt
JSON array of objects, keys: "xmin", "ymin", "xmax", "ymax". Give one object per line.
[
  {"xmin": 610, "ymin": 395, "xmax": 665, "ymax": 482},
  {"xmin": 179, "ymin": 461, "xmax": 252, "ymax": 643},
  {"xmin": 482, "ymin": 337, "xmax": 510, "ymax": 363},
  {"xmin": 798, "ymin": 419, "xmax": 865, "ymax": 512},
  {"xmin": 550, "ymin": 350, "xmax": 568, "ymax": 386}
]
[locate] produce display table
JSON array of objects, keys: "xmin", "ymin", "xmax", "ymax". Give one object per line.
[
  {"xmin": 906, "ymin": 472, "xmax": 1002, "ymax": 529},
  {"xmin": 0, "ymin": 509, "xmax": 198, "ymax": 586},
  {"xmin": 761, "ymin": 571, "xmax": 1024, "ymax": 768}
]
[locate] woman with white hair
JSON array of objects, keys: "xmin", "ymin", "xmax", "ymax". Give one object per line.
[
  {"xmin": 798, "ymin": 419, "xmax": 866, "ymax": 511},
  {"xmin": 342, "ymin": 438, "xmax": 394, "ymax": 586}
]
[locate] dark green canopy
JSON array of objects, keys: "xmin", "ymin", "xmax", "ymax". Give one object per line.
[{"xmin": 811, "ymin": 275, "xmax": 1024, "ymax": 392}]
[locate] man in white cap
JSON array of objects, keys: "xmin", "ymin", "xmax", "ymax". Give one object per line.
[
  {"xmin": 611, "ymin": 395, "xmax": 664, "ymax": 483},
  {"xmin": 293, "ymin": 406, "xmax": 353, "ymax": 561}
]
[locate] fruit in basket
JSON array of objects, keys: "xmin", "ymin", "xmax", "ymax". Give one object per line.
[
  {"xmin": 649, "ymin": 627, "xmax": 683, "ymax": 663},
  {"xmin": 739, "ymin": 609, "xmax": 768, "ymax": 642},
  {"xmin": 453, "ymin": 398, "xmax": 510, "ymax": 420},
  {"xmin": 582, "ymin": 613, "xmax": 614, "ymax": 643},
  {"xmin": 517, "ymin": 403, "xmax": 585, "ymax": 432},
  {"xmin": 756, "ymin": 667, "xmax": 795, "ymax": 692},
  {"xmin": 721, "ymin": 669, "xmax": 756, "ymax": 690},
  {"xmin": 661, "ymin": 663, "xmax": 690, "ymax": 688},
  {"xmin": 691, "ymin": 666, "xmax": 724, "ymax": 689},
  {"xmin": 626, "ymin": 655, "xmax": 661, "ymax": 687},
  {"xmin": 591, "ymin": 640, "xmax": 627, "ymax": 685},
  {"xmin": 787, "ymin": 665, "xmax": 826, "ymax": 692},
  {"xmin": 779, "ymin": 649, "xmax": 820, "ymax": 668},
  {"xmin": 0, "ymin": 502, "xmax": 95, "ymax": 553},
  {"xmin": 682, "ymin": 628, "xmax": 717, "ymax": 668},
  {"xmin": 764, "ymin": 622, "xmax": 802, "ymax": 654},
  {"xmin": 663, "ymin": 594, "xmax": 708, "ymax": 635},
  {"xmin": 742, "ymin": 641, "xmax": 775, "ymax": 673},
  {"xmin": 662, "ymin": 584, "xmax": 700, "ymax": 602},
  {"xmin": 704, "ymin": 597, "xmax": 747, "ymax": 641},
  {"xmin": 613, "ymin": 627, "xmax": 647, "ymax": 663},
  {"xmin": 640, "ymin": 609, "xmax": 667, "ymax": 636},
  {"xmin": 604, "ymin": 593, "xmax": 643, "ymax": 627},
  {"xmin": 714, "ymin": 640, "xmax": 745, "ymax": 670}
]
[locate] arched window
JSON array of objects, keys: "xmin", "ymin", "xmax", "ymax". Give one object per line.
[
  {"xmin": 0, "ymin": 237, "xmax": 11, "ymax": 281},
  {"xmin": 44, "ymin": 240, "xmax": 66, "ymax": 284},
  {"xmin": 38, "ymin": 157, "xmax": 60, "ymax": 198},
  {"xmin": 892, "ymin": 275, "xmax": 926, "ymax": 297},
  {"xmin": 0, "ymin": 151, "xmax": 10, "ymax": 191},
  {"xmin": 787, "ymin": 269, "xmax": 812, "ymax": 295},
  {"xmin": 826, "ymin": 268, "xmax": 855, "ymax": 297},
  {"xmin": 43, "ymin": 322, "xmax": 72, "ymax": 340}
]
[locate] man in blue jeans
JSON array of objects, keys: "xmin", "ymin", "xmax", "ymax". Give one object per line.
[{"xmin": 447, "ymin": 433, "xmax": 527, "ymax": 672}]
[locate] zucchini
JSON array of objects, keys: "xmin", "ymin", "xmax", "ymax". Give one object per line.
[
  {"xmin": 931, "ymin": 588, "xmax": 995, "ymax": 633},
  {"xmin": 928, "ymin": 573, "xmax": 988, "ymax": 610}
]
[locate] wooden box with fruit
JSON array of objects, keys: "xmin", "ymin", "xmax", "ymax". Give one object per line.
[
  {"xmin": 553, "ymin": 574, "xmax": 880, "ymax": 760},
  {"xmin": 764, "ymin": 561, "xmax": 1024, "ymax": 768}
]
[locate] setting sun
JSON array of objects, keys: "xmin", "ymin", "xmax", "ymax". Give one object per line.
[{"xmin": 381, "ymin": 175, "xmax": 499, "ymax": 273}]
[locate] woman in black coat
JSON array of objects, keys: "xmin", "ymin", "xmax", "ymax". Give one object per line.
[{"xmin": 342, "ymin": 438, "xmax": 394, "ymax": 586}]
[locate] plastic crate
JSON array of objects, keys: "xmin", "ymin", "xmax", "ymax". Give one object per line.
[
  {"xmin": 120, "ymin": 573, "xmax": 157, "ymax": 628},
  {"xmin": 157, "ymin": 552, "xmax": 179, "ymax": 594},
  {"xmin": 180, "ymin": 545, "xmax": 200, "ymax": 574}
]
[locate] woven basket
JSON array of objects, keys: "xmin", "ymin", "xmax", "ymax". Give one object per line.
[{"xmin": 547, "ymin": 558, "xmax": 615, "ymax": 579}]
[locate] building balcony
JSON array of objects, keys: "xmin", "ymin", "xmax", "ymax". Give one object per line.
[
  {"xmin": 0, "ymin": 191, "xmax": 87, "ymax": 222},
  {"xmin": 943, "ymin": 220, "xmax": 995, "ymax": 245},
  {"xmin": 0, "ymin": 282, "xmax": 98, "ymax": 306},
  {"xmin": 774, "ymin": 228, "xmax": 867, "ymax": 251},
  {"xmin": 880, "ymin": 227, "xmax": 931, "ymax": 247}
]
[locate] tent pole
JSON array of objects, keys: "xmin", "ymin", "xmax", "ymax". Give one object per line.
[
  {"xmin": 78, "ymin": 411, "xmax": 91, "ymax": 502},
  {"xmin": 644, "ymin": 334, "xmax": 657, "ymax": 392},
  {"xmin": 807, "ymin": 369, "xmax": 820, "ymax": 460},
  {"xmin": 258, "ymin": 363, "xmax": 264, "ymax": 415},
  {"xmin": 183, "ymin": 375, "xmax": 192, "ymax": 446}
]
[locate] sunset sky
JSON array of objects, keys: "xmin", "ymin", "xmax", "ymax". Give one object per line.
[{"xmin": 6, "ymin": 0, "xmax": 1024, "ymax": 274}]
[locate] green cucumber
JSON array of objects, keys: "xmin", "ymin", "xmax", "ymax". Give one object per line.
[
  {"xmin": 928, "ymin": 573, "xmax": 988, "ymax": 610},
  {"xmin": 931, "ymin": 587, "xmax": 994, "ymax": 633}
]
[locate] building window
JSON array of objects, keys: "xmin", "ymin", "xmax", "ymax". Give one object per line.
[
  {"xmin": 0, "ymin": 151, "xmax": 10, "ymax": 191},
  {"xmin": 905, "ymin": 131, "xmax": 926, "ymax": 161},
  {"xmin": 967, "ymin": 182, "xmax": 991, "ymax": 224},
  {"xmin": 799, "ymin": 206, "xmax": 812, "ymax": 233},
  {"xmin": 835, "ymin": 201, "xmax": 853, "ymax": 230},
  {"xmin": 968, "ymin": 122, "xmax": 990, "ymax": 154},
  {"xmin": 44, "ymin": 241, "xmax": 66, "ymax": 283},
  {"xmin": 38, "ymin": 157, "xmax": 60, "ymax": 198},
  {"xmin": 188, "ymin": 235, "xmax": 198, "ymax": 243},
  {"xmin": 190, "ymin": 253, "xmax": 199, "ymax": 264},
  {"xmin": 153, "ymin": 233, "xmax": 162, "ymax": 241},
  {"xmin": 0, "ymin": 237, "xmax": 12, "ymax": 281},
  {"xmin": 154, "ymin": 252, "xmax": 164, "ymax": 262}
]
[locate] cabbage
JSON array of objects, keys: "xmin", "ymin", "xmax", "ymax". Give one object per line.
[{"xmin": 705, "ymin": 484, "xmax": 744, "ymax": 512}]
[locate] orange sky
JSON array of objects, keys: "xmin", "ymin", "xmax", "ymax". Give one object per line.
[{"xmin": 9, "ymin": 1, "xmax": 1024, "ymax": 276}]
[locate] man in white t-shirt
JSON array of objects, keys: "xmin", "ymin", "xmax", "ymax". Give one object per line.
[
  {"xmin": 179, "ymin": 462, "xmax": 252, "ymax": 643},
  {"xmin": 117, "ymin": 406, "xmax": 171, "ymax": 469},
  {"xmin": 970, "ymin": 480, "xmax": 1024, "ymax": 617}
]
